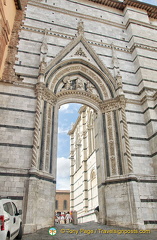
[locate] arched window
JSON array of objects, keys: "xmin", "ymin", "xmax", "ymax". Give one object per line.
[
  {"xmin": 63, "ymin": 200, "xmax": 67, "ymax": 210},
  {"xmin": 55, "ymin": 200, "xmax": 58, "ymax": 210}
]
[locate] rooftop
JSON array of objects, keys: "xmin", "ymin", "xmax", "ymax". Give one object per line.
[{"xmin": 56, "ymin": 190, "xmax": 70, "ymax": 193}]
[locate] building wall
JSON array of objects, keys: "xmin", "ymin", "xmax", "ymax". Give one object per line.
[
  {"xmin": 55, "ymin": 190, "xmax": 70, "ymax": 213},
  {"xmin": 0, "ymin": 0, "xmax": 156, "ymax": 232},
  {"xmin": 0, "ymin": 0, "xmax": 22, "ymax": 78},
  {"xmin": 69, "ymin": 106, "xmax": 98, "ymax": 223}
]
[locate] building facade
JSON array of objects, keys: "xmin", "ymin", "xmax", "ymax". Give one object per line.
[
  {"xmin": 0, "ymin": 0, "xmax": 21, "ymax": 78},
  {"xmin": 55, "ymin": 190, "xmax": 70, "ymax": 214},
  {"xmin": 69, "ymin": 106, "xmax": 99, "ymax": 223},
  {"xmin": 0, "ymin": 0, "xmax": 157, "ymax": 234}
]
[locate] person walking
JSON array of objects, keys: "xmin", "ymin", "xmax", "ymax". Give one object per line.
[{"xmin": 94, "ymin": 206, "xmax": 100, "ymax": 223}]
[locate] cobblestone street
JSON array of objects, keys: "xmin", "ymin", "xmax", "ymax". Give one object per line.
[{"xmin": 22, "ymin": 222, "xmax": 157, "ymax": 240}]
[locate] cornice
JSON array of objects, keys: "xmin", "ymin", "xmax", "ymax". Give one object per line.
[
  {"xmin": 100, "ymin": 95, "xmax": 126, "ymax": 113},
  {"xmin": 68, "ymin": 114, "xmax": 81, "ymax": 135},
  {"xmin": 21, "ymin": 24, "xmax": 157, "ymax": 55},
  {"xmin": 88, "ymin": 0, "xmax": 157, "ymax": 19},
  {"xmin": 126, "ymin": 18, "xmax": 157, "ymax": 31},
  {"xmin": 0, "ymin": 79, "xmax": 35, "ymax": 89},
  {"xmin": 56, "ymin": 89, "xmax": 102, "ymax": 103},
  {"xmin": 130, "ymin": 42, "xmax": 157, "ymax": 53},
  {"xmin": 21, "ymin": 25, "xmax": 130, "ymax": 53}
]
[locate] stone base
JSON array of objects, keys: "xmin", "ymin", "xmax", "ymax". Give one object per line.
[{"xmin": 23, "ymin": 172, "xmax": 56, "ymax": 234}]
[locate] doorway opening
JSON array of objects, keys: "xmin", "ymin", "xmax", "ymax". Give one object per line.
[{"xmin": 55, "ymin": 103, "xmax": 99, "ymax": 223}]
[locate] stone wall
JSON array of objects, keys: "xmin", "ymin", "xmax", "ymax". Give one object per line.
[{"xmin": 0, "ymin": 0, "xmax": 156, "ymax": 232}]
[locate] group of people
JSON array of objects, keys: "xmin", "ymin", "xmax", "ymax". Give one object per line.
[{"xmin": 55, "ymin": 212, "xmax": 72, "ymax": 224}]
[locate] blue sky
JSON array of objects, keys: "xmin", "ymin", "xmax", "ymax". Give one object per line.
[
  {"xmin": 138, "ymin": 0, "xmax": 157, "ymax": 5},
  {"xmin": 56, "ymin": 0, "xmax": 157, "ymax": 190},
  {"xmin": 57, "ymin": 103, "xmax": 82, "ymax": 190}
]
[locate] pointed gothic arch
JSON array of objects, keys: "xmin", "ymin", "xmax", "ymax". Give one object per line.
[{"xmin": 24, "ymin": 24, "xmax": 134, "ymax": 232}]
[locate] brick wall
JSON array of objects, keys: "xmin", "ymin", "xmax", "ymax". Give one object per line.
[
  {"xmin": 2, "ymin": 0, "xmax": 28, "ymax": 82},
  {"xmin": 55, "ymin": 190, "xmax": 70, "ymax": 213}
]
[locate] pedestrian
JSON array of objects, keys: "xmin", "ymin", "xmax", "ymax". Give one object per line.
[
  {"xmin": 65, "ymin": 212, "xmax": 72, "ymax": 224},
  {"xmin": 94, "ymin": 206, "xmax": 100, "ymax": 223},
  {"xmin": 60, "ymin": 214, "xmax": 65, "ymax": 224}
]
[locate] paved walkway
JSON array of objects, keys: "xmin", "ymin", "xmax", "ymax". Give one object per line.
[{"xmin": 22, "ymin": 222, "xmax": 157, "ymax": 240}]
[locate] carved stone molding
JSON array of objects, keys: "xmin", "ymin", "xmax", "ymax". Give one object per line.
[
  {"xmin": 106, "ymin": 112, "xmax": 117, "ymax": 175},
  {"xmin": 100, "ymin": 96, "xmax": 126, "ymax": 113},
  {"xmin": 44, "ymin": 88, "xmax": 57, "ymax": 105},
  {"xmin": 49, "ymin": 64, "xmax": 110, "ymax": 99},
  {"xmin": 31, "ymin": 94, "xmax": 42, "ymax": 169},
  {"xmin": 36, "ymin": 83, "xmax": 57, "ymax": 105},
  {"xmin": 58, "ymin": 75, "xmax": 100, "ymax": 98},
  {"xmin": 120, "ymin": 107, "xmax": 133, "ymax": 173},
  {"xmin": 56, "ymin": 89, "xmax": 102, "ymax": 104}
]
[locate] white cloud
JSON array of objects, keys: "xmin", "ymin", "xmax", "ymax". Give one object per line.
[
  {"xmin": 56, "ymin": 157, "xmax": 70, "ymax": 190},
  {"xmin": 59, "ymin": 103, "xmax": 83, "ymax": 114},
  {"xmin": 58, "ymin": 127, "xmax": 69, "ymax": 134},
  {"xmin": 60, "ymin": 104, "xmax": 69, "ymax": 111},
  {"xmin": 57, "ymin": 178, "xmax": 70, "ymax": 190}
]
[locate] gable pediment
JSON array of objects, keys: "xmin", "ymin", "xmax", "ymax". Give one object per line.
[{"xmin": 45, "ymin": 34, "xmax": 113, "ymax": 82}]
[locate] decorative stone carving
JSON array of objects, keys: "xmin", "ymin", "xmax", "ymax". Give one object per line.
[
  {"xmin": 86, "ymin": 81, "xmax": 94, "ymax": 94},
  {"xmin": 111, "ymin": 43, "xmax": 119, "ymax": 69},
  {"xmin": 31, "ymin": 82, "xmax": 57, "ymax": 170},
  {"xmin": 111, "ymin": 43, "xmax": 124, "ymax": 96},
  {"xmin": 77, "ymin": 19, "xmax": 84, "ymax": 36},
  {"xmin": 45, "ymin": 105, "xmax": 52, "ymax": 172},
  {"xmin": 100, "ymin": 96, "xmax": 126, "ymax": 113},
  {"xmin": 35, "ymin": 83, "xmax": 57, "ymax": 105},
  {"xmin": 44, "ymin": 88, "xmax": 57, "ymax": 105},
  {"xmin": 120, "ymin": 106, "xmax": 133, "ymax": 173},
  {"xmin": 40, "ymin": 29, "xmax": 48, "ymax": 63},
  {"xmin": 76, "ymin": 77, "xmax": 84, "ymax": 90},
  {"xmin": 38, "ymin": 29, "xmax": 48, "ymax": 82},
  {"xmin": 106, "ymin": 112, "xmax": 117, "ymax": 175},
  {"xmin": 51, "ymin": 64, "xmax": 109, "ymax": 99},
  {"xmin": 31, "ymin": 84, "xmax": 44, "ymax": 169},
  {"xmin": 74, "ymin": 48, "xmax": 87, "ymax": 57},
  {"xmin": 39, "ymin": 61, "xmax": 47, "ymax": 75},
  {"xmin": 59, "ymin": 75, "xmax": 100, "ymax": 98},
  {"xmin": 63, "ymin": 76, "xmax": 72, "ymax": 90}
]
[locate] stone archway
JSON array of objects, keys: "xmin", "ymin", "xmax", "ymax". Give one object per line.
[{"xmin": 23, "ymin": 54, "xmax": 136, "ymax": 233}]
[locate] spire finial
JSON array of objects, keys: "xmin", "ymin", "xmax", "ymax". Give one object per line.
[
  {"xmin": 40, "ymin": 29, "xmax": 48, "ymax": 62},
  {"xmin": 77, "ymin": 19, "xmax": 84, "ymax": 36},
  {"xmin": 111, "ymin": 43, "xmax": 119, "ymax": 68}
]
